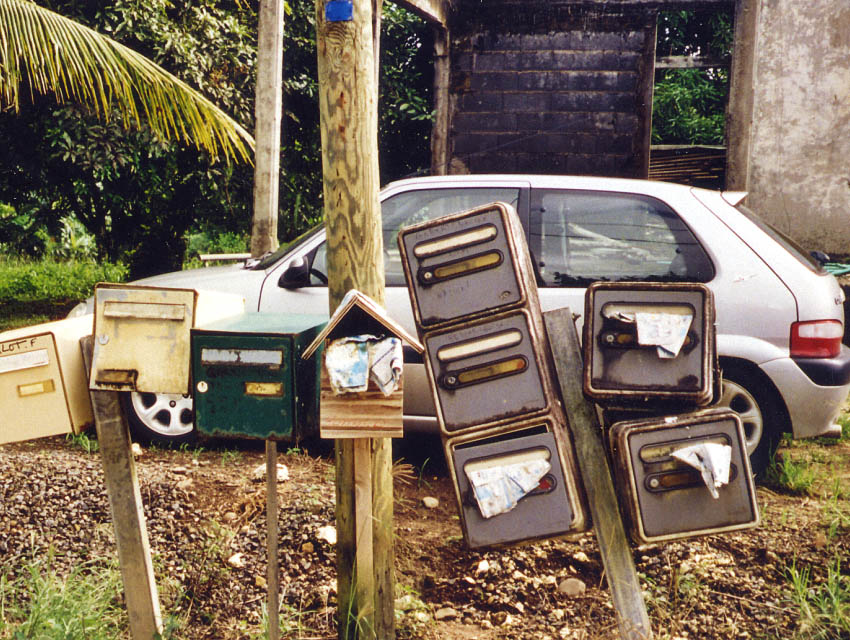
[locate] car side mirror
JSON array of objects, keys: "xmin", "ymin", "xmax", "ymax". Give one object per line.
[{"xmin": 278, "ymin": 257, "xmax": 311, "ymax": 289}]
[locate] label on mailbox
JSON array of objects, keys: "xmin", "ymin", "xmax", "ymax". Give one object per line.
[
  {"xmin": 0, "ymin": 348, "xmax": 50, "ymax": 374},
  {"xmin": 399, "ymin": 203, "xmax": 529, "ymax": 328},
  {"xmin": 425, "ymin": 311, "xmax": 549, "ymax": 435},
  {"xmin": 609, "ymin": 409, "xmax": 759, "ymax": 544}
]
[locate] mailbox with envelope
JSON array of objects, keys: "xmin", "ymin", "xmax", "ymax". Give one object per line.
[
  {"xmin": 446, "ymin": 421, "xmax": 587, "ymax": 548},
  {"xmin": 424, "ymin": 309, "xmax": 557, "ymax": 436},
  {"xmin": 90, "ymin": 284, "xmax": 245, "ymax": 394},
  {"xmin": 583, "ymin": 282, "xmax": 716, "ymax": 407},
  {"xmin": 191, "ymin": 312, "xmax": 327, "ymax": 440},
  {"xmin": 398, "ymin": 202, "xmax": 536, "ymax": 329},
  {"xmin": 608, "ymin": 409, "xmax": 759, "ymax": 544},
  {"xmin": 0, "ymin": 315, "xmax": 94, "ymax": 444}
]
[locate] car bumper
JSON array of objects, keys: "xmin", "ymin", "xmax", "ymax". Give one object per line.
[{"xmin": 761, "ymin": 346, "xmax": 850, "ymax": 440}]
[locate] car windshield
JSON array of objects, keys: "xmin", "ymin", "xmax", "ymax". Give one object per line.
[
  {"xmin": 250, "ymin": 224, "xmax": 324, "ymax": 270},
  {"xmin": 735, "ymin": 204, "xmax": 826, "ymax": 274}
]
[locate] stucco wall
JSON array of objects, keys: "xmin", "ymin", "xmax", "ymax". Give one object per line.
[{"xmin": 748, "ymin": 0, "xmax": 850, "ymax": 253}]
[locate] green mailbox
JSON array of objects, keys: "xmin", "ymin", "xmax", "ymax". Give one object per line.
[{"xmin": 191, "ymin": 312, "xmax": 327, "ymax": 440}]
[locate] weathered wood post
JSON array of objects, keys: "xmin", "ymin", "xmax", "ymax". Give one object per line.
[
  {"xmin": 315, "ymin": 0, "xmax": 393, "ymax": 637},
  {"xmin": 543, "ymin": 309, "xmax": 653, "ymax": 640},
  {"xmin": 250, "ymin": 0, "xmax": 285, "ymax": 257}
]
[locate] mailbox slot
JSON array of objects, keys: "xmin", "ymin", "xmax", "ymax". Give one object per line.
[
  {"xmin": 425, "ymin": 310, "xmax": 550, "ymax": 435},
  {"xmin": 447, "ymin": 425, "xmax": 581, "ymax": 548},
  {"xmin": 0, "ymin": 315, "xmax": 94, "ymax": 444},
  {"xmin": 399, "ymin": 203, "xmax": 531, "ymax": 328},
  {"xmin": 584, "ymin": 282, "xmax": 715, "ymax": 407},
  {"xmin": 609, "ymin": 409, "xmax": 758, "ymax": 544}
]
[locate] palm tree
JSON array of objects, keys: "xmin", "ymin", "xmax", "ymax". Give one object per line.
[{"xmin": 0, "ymin": 0, "xmax": 254, "ymax": 163}]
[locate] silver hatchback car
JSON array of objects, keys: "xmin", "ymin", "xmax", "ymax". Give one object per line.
[{"xmin": 107, "ymin": 175, "xmax": 850, "ymax": 474}]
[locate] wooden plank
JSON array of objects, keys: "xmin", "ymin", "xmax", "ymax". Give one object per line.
[
  {"xmin": 353, "ymin": 438, "xmax": 375, "ymax": 631},
  {"xmin": 393, "ymin": 0, "xmax": 448, "ymax": 26},
  {"xmin": 267, "ymin": 441, "xmax": 280, "ymax": 640},
  {"xmin": 80, "ymin": 336, "xmax": 163, "ymax": 640},
  {"xmin": 656, "ymin": 55, "xmax": 729, "ymax": 69},
  {"xmin": 320, "ymin": 369, "xmax": 403, "ymax": 439},
  {"xmin": 543, "ymin": 309, "xmax": 652, "ymax": 640},
  {"xmin": 430, "ymin": 28, "xmax": 450, "ymax": 176}
]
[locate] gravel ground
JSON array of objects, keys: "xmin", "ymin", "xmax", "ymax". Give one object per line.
[{"xmin": 1, "ymin": 435, "xmax": 848, "ymax": 639}]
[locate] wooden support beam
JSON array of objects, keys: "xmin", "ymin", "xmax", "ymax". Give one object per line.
[
  {"xmin": 80, "ymin": 336, "xmax": 163, "ymax": 640},
  {"xmin": 635, "ymin": 13, "xmax": 658, "ymax": 179},
  {"xmin": 725, "ymin": 0, "xmax": 760, "ymax": 190},
  {"xmin": 430, "ymin": 26, "xmax": 450, "ymax": 175},
  {"xmin": 315, "ymin": 0, "xmax": 393, "ymax": 636},
  {"xmin": 543, "ymin": 309, "xmax": 652, "ymax": 640},
  {"xmin": 392, "ymin": 0, "xmax": 447, "ymax": 27},
  {"xmin": 251, "ymin": 0, "xmax": 285, "ymax": 257},
  {"xmin": 656, "ymin": 55, "xmax": 730, "ymax": 69},
  {"xmin": 267, "ymin": 441, "xmax": 280, "ymax": 640}
]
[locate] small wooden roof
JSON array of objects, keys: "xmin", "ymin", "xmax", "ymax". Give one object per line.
[{"xmin": 302, "ymin": 290, "xmax": 424, "ymax": 359}]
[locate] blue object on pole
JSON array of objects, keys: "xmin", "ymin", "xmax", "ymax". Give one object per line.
[{"xmin": 325, "ymin": 0, "xmax": 353, "ymax": 22}]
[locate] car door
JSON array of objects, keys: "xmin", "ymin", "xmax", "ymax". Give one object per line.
[{"xmin": 529, "ymin": 187, "xmax": 715, "ymax": 332}]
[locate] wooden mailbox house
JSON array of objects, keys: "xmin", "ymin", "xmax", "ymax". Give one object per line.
[{"xmin": 302, "ymin": 291, "xmax": 423, "ymax": 439}]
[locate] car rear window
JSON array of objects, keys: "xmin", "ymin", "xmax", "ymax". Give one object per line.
[{"xmin": 735, "ymin": 204, "xmax": 826, "ymax": 274}]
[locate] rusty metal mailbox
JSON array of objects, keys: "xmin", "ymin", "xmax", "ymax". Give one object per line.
[
  {"xmin": 424, "ymin": 310, "xmax": 554, "ymax": 435},
  {"xmin": 191, "ymin": 313, "xmax": 326, "ymax": 441},
  {"xmin": 0, "ymin": 315, "xmax": 94, "ymax": 444},
  {"xmin": 91, "ymin": 284, "xmax": 244, "ymax": 394},
  {"xmin": 583, "ymin": 282, "xmax": 715, "ymax": 407},
  {"xmin": 398, "ymin": 202, "xmax": 533, "ymax": 328},
  {"xmin": 447, "ymin": 422, "xmax": 585, "ymax": 548},
  {"xmin": 609, "ymin": 409, "xmax": 759, "ymax": 544}
]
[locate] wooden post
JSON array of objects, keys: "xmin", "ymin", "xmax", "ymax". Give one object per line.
[
  {"xmin": 251, "ymin": 0, "xmax": 285, "ymax": 257},
  {"xmin": 430, "ymin": 26, "xmax": 450, "ymax": 175},
  {"xmin": 80, "ymin": 337, "xmax": 163, "ymax": 640},
  {"xmin": 266, "ymin": 440, "xmax": 280, "ymax": 640},
  {"xmin": 543, "ymin": 310, "xmax": 653, "ymax": 640},
  {"xmin": 315, "ymin": 0, "xmax": 393, "ymax": 637}
]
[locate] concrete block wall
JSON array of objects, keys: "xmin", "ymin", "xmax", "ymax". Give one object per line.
[{"xmin": 446, "ymin": 8, "xmax": 655, "ymax": 177}]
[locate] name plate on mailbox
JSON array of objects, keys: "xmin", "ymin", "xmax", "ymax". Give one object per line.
[
  {"xmin": 425, "ymin": 310, "xmax": 550, "ymax": 435},
  {"xmin": 191, "ymin": 313, "xmax": 326, "ymax": 441},
  {"xmin": 448, "ymin": 425, "xmax": 583, "ymax": 548},
  {"xmin": 609, "ymin": 409, "xmax": 759, "ymax": 544},
  {"xmin": 398, "ymin": 202, "xmax": 530, "ymax": 328},
  {"xmin": 583, "ymin": 282, "xmax": 715, "ymax": 407},
  {"xmin": 0, "ymin": 315, "xmax": 94, "ymax": 444}
]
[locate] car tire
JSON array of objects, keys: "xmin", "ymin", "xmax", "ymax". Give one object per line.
[
  {"xmin": 120, "ymin": 391, "xmax": 196, "ymax": 446},
  {"xmin": 717, "ymin": 362, "xmax": 787, "ymax": 477}
]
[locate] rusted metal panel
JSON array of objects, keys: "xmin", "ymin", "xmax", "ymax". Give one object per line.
[
  {"xmin": 0, "ymin": 315, "xmax": 94, "ymax": 444},
  {"xmin": 609, "ymin": 408, "xmax": 759, "ymax": 544}
]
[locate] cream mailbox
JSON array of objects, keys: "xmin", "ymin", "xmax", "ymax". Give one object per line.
[
  {"xmin": 0, "ymin": 315, "xmax": 93, "ymax": 444},
  {"xmin": 91, "ymin": 284, "xmax": 244, "ymax": 394},
  {"xmin": 583, "ymin": 282, "xmax": 716, "ymax": 407},
  {"xmin": 609, "ymin": 409, "xmax": 759, "ymax": 544}
]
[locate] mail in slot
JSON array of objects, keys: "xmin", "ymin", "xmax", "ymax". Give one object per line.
[
  {"xmin": 464, "ymin": 447, "xmax": 556, "ymax": 518},
  {"xmin": 201, "ymin": 348, "xmax": 284, "ymax": 368},
  {"xmin": 0, "ymin": 348, "xmax": 50, "ymax": 374},
  {"xmin": 599, "ymin": 302, "xmax": 696, "ymax": 356}
]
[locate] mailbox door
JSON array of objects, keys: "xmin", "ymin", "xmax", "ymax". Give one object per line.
[
  {"xmin": 611, "ymin": 411, "xmax": 758, "ymax": 543},
  {"xmin": 425, "ymin": 311, "xmax": 549, "ymax": 434},
  {"xmin": 192, "ymin": 333, "xmax": 296, "ymax": 440},
  {"xmin": 584, "ymin": 283, "xmax": 714, "ymax": 405},
  {"xmin": 449, "ymin": 428, "xmax": 576, "ymax": 548},
  {"xmin": 92, "ymin": 285, "xmax": 196, "ymax": 394},
  {"xmin": 399, "ymin": 203, "xmax": 527, "ymax": 328},
  {"xmin": 0, "ymin": 333, "xmax": 72, "ymax": 443}
]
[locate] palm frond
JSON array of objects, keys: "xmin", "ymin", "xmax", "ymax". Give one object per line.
[{"xmin": 0, "ymin": 0, "xmax": 255, "ymax": 163}]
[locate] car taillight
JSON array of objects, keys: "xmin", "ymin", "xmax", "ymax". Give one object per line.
[{"xmin": 790, "ymin": 320, "xmax": 843, "ymax": 358}]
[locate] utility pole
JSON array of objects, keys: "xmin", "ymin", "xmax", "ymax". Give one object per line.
[
  {"xmin": 315, "ymin": 0, "xmax": 393, "ymax": 637},
  {"xmin": 250, "ymin": 0, "xmax": 285, "ymax": 257}
]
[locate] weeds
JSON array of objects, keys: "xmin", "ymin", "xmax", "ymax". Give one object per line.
[
  {"xmin": 221, "ymin": 449, "xmax": 242, "ymax": 464},
  {"xmin": 0, "ymin": 553, "xmax": 125, "ymax": 639},
  {"xmin": 763, "ymin": 455, "xmax": 817, "ymax": 496},
  {"xmin": 785, "ymin": 554, "xmax": 850, "ymax": 639},
  {"xmin": 65, "ymin": 432, "xmax": 99, "ymax": 454}
]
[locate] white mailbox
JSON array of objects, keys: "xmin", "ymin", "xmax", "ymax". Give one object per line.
[{"xmin": 0, "ymin": 315, "xmax": 94, "ymax": 444}]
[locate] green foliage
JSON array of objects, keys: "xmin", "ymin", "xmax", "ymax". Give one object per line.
[
  {"xmin": 65, "ymin": 432, "xmax": 100, "ymax": 454},
  {"xmin": 785, "ymin": 555, "xmax": 850, "ymax": 639},
  {"xmin": 0, "ymin": 257, "xmax": 126, "ymax": 304},
  {"xmin": 763, "ymin": 455, "xmax": 818, "ymax": 496},
  {"xmin": 0, "ymin": 554, "xmax": 126, "ymax": 639}
]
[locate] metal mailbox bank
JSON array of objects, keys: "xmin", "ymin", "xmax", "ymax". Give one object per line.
[
  {"xmin": 0, "ymin": 315, "xmax": 94, "ymax": 444},
  {"xmin": 191, "ymin": 313, "xmax": 327, "ymax": 441},
  {"xmin": 609, "ymin": 409, "xmax": 759, "ymax": 544},
  {"xmin": 90, "ymin": 284, "xmax": 244, "ymax": 394},
  {"xmin": 583, "ymin": 282, "xmax": 716, "ymax": 407}
]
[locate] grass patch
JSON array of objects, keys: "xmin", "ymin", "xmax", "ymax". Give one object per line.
[
  {"xmin": 763, "ymin": 455, "xmax": 818, "ymax": 496},
  {"xmin": 0, "ymin": 554, "xmax": 126, "ymax": 639},
  {"xmin": 785, "ymin": 554, "xmax": 850, "ymax": 639},
  {"xmin": 0, "ymin": 257, "xmax": 126, "ymax": 304}
]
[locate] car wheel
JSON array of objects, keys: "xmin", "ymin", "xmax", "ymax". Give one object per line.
[
  {"xmin": 121, "ymin": 391, "xmax": 196, "ymax": 446},
  {"xmin": 717, "ymin": 364, "xmax": 785, "ymax": 477}
]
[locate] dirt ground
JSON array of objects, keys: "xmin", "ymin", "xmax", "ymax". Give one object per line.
[{"xmin": 1, "ymin": 431, "xmax": 849, "ymax": 640}]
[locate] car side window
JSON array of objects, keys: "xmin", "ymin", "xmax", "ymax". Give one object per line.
[
  {"xmin": 307, "ymin": 187, "xmax": 522, "ymax": 286},
  {"xmin": 529, "ymin": 189, "xmax": 714, "ymax": 287}
]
